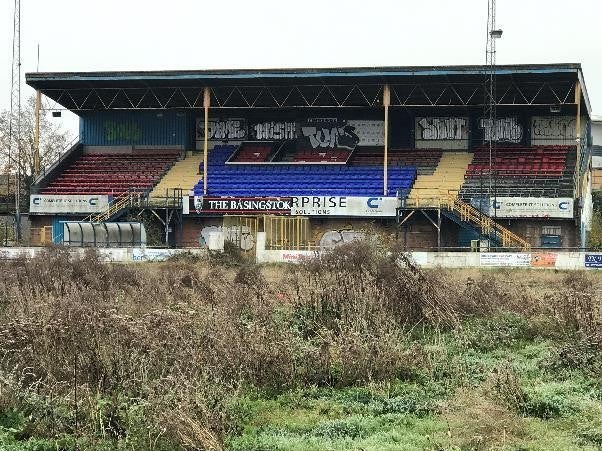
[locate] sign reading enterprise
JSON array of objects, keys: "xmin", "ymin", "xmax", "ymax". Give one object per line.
[{"xmin": 183, "ymin": 196, "xmax": 400, "ymax": 217}]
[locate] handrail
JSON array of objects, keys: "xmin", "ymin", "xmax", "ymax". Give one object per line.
[
  {"xmin": 84, "ymin": 192, "xmax": 142, "ymax": 223},
  {"xmin": 402, "ymin": 190, "xmax": 531, "ymax": 251},
  {"xmin": 443, "ymin": 194, "xmax": 531, "ymax": 250},
  {"xmin": 33, "ymin": 135, "xmax": 80, "ymax": 185},
  {"xmin": 83, "ymin": 189, "xmax": 183, "ymax": 223}
]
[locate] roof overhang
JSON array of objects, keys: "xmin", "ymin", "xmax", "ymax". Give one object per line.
[{"xmin": 25, "ymin": 63, "xmax": 591, "ymax": 115}]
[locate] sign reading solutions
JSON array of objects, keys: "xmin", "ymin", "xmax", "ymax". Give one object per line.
[
  {"xmin": 290, "ymin": 196, "xmax": 399, "ymax": 217},
  {"xmin": 29, "ymin": 194, "xmax": 110, "ymax": 214},
  {"xmin": 184, "ymin": 196, "xmax": 399, "ymax": 217}
]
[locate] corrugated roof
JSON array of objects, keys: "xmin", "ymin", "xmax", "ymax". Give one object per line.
[
  {"xmin": 26, "ymin": 63, "xmax": 583, "ymax": 82},
  {"xmin": 25, "ymin": 63, "xmax": 591, "ymax": 115}
]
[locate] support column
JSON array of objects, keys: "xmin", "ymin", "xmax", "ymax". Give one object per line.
[
  {"xmin": 383, "ymin": 84, "xmax": 390, "ymax": 196},
  {"xmin": 203, "ymin": 87, "xmax": 210, "ymax": 196},
  {"xmin": 33, "ymin": 90, "xmax": 41, "ymax": 175},
  {"xmin": 574, "ymin": 81, "xmax": 582, "ymax": 199},
  {"xmin": 437, "ymin": 208, "xmax": 441, "ymax": 250}
]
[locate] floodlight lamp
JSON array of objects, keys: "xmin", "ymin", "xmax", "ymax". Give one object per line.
[
  {"xmin": 52, "ymin": 111, "xmax": 61, "ymax": 118},
  {"xmin": 550, "ymin": 105, "xmax": 561, "ymax": 113},
  {"xmin": 490, "ymin": 29, "xmax": 503, "ymax": 38}
]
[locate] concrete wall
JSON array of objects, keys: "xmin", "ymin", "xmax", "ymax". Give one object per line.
[
  {"xmin": 0, "ymin": 245, "xmax": 599, "ymax": 270},
  {"xmin": 0, "ymin": 247, "xmax": 205, "ymax": 262}
]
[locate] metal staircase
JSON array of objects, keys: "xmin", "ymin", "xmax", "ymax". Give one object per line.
[
  {"xmin": 404, "ymin": 192, "xmax": 531, "ymax": 250},
  {"xmin": 443, "ymin": 195, "xmax": 531, "ymax": 250},
  {"xmin": 84, "ymin": 193, "xmax": 142, "ymax": 223}
]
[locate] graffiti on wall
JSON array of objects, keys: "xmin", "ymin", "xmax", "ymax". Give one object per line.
[
  {"xmin": 479, "ymin": 117, "xmax": 523, "ymax": 143},
  {"xmin": 104, "ymin": 121, "xmax": 142, "ymax": 142},
  {"xmin": 531, "ymin": 117, "xmax": 576, "ymax": 140},
  {"xmin": 416, "ymin": 117, "xmax": 468, "ymax": 140},
  {"xmin": 251, "ymin": 121, "xmax": 297, "ymax": 140},
  {"xmin": 300, "ymin": 118, "xmax": 360, "ymax": 150},
  {"xmin": 200, "ymin": 225, "xmax": 255, "ymax": 251},
  {"xmin": 319, "ymin": 230, "xmax": 365, "ymax": 249},
  {"xmin": 196, "ymin": 118, "xmax": 247, "ymax": 141}
]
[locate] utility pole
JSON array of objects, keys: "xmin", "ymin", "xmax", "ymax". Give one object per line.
[
  {"xmin": 485, "ymin": 0, "xmax": 502, "ymax": 221},
  {"xmin": 9, "ymin": 0, "xmax": 22, "ymax": 243}
]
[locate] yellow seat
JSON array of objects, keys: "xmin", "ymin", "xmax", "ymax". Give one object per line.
[
  {"xmin": 406, "ymin": 152, "xmax": 472, "ymax": 207},
  {"xmin": 149, "ymin": 151, "xmax": 204, "ymax": 198}
]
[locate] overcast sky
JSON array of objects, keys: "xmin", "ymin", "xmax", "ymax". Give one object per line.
[{"xmin": 2, "ymin": 0, "xmax": 601, "ymax": 135}]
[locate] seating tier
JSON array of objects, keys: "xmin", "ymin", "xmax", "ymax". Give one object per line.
[
  {"xmin": 460, "ymin": 145, "xmax": 576, "ymax": 198},
  {"xmin": 41, "ymin": 151, "xmax": 180, "ymax": 197},
  {"xmin": 196, "ymin": 145, "xmax": 416, "ymax": 197}
]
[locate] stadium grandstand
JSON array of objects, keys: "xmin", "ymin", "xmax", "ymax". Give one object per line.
[{"xmin": 25, "ymin": 64, "xmax": 594, "ymax": 251}]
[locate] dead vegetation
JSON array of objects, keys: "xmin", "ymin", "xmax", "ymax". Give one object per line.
[{"xmin": 0, "ymin": 242, "xmax": 600, "ymax": 449}]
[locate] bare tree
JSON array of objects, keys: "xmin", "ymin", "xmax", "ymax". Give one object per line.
[{"xmin": 0, "ymin": 94, "xmax": 73, "ymax": 188}]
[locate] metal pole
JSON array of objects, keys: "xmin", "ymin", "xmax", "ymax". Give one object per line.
[
  {"xmin": 383, "ymin": 84, "xmax": 390, "ymax": 196},
  {"xmin": 575, "ymin": 81, "xmax": 582, "ymax": 198},
  {"xmin": 203, "ymin": 87, "xmax": 210, "ymax": 196},
  {"xmin": 10, "ymin": 0, "xmax": 22, "ymax": 243},
  {"xmin": 437, "ymin": 208, "xmax": 441, "ymax": 250},
  {"xmin": 34, "ymin": 90, "xmax": 41, "ymax": 175}
]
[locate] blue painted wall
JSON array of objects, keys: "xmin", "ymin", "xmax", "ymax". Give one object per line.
[
  {"xmin": 79, "ymin": 110, "xmax": 187, "ymax": 146},
  {"xmin": 52, "ymin": 216, "xmax": 68, "ymax": 243}
]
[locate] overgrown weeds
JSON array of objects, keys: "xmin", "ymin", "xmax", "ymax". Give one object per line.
[{"xmin": 0, "ymin": 241, "xmax": 600, "ymax": 449}]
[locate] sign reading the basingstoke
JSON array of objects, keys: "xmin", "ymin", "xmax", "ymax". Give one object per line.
[
  {"xmin": 491, "ymin": 197, "xmax": 574, "ymax": 219},
  {"xmin": 29, "ymin": 195, "xmax": 110, "ymax": 214},
  {"xmin": 190, "ymin": 196, "xmax": 292, "ymax": 215},
  {"xmin": 290, "ymin": 196, "xmax": 399, "ymax": 217},
  {"xmin": 585, "ymin": 253, "xmax": 602, "ymax": 268}
]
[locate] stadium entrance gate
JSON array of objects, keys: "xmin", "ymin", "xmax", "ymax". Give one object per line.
[{"xmin": 221, "ymin": 215, "xmax": 312, "ymax": 254}]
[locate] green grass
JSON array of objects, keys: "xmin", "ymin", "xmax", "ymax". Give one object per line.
[{"xmin": 223, "ymin": 315, "xmax": 602, "ymax": 451}]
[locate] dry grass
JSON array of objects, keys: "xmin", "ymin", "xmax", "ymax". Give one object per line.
[{"xmin": 0, "ymin": 243, "xmax": 600, "ymax": 449}]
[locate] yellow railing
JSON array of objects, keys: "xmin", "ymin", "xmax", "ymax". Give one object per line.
[
  {"xmin": 442, "ymin": 194, "xmax": 531, "ymax": 251},
  {"xmin": 85, "ymin": 193, "xmax": 141, "ymax": 223},
  {"xmin": 404, "ymin": 190, "xmax": 531, "ymax": 251},
  {"xmin": 263, "ymin": 215, "xmax": 313, "ymax": 250}
]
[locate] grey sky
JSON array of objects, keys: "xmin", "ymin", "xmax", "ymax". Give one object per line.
[{"xmin": 2, "ymin": 0, "xmax": 601, "ymax": 135}]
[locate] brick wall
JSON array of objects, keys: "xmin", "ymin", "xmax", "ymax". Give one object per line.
[
  {"xmin": 503, "ymin": 218, "xmax": 578, "ymax": 249},
  {"xmin": 178, "ymin": 217, "xmax": 224, "ymax": 247}
]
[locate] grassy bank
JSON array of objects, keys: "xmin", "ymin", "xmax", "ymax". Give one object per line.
[{"xmin": 0, "ymin": 244, "xmax": 600, "ymax": 450}]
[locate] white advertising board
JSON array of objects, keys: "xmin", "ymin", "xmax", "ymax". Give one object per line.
[
  {"xmin": 480, "ymin": 253, "xmax": 531, "ymax": 267},
  {"xmin": 132, "ymin": 248, "xmax": 178, "ymax": 262},
  {"xmin": 491, "ymin": 197, "xmax": 574, "ymax": 219},
  {"xmin": 347, "ymin": 120, "xmax": 385, "ymax": 146},
  {"xmin": 415, "ymin": 117, "xmax": 469, "ymax": 150},
  {"xmin": 29, "ymin": 194, "xmax": 110, "ymax": 214},
  {"xmin": 290, "ymin": 196, "xmax": 399, "ymax": 217},
  {"xmin": 530, "ymin": 116, "xmax": 577, "ymax": 145}
]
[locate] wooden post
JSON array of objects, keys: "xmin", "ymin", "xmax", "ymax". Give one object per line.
[
  {"xmin": 203, "ymin": 87, "xmax": 210, "ymax": 195},
  {"xmin": 383, "ymin": 84, "xmax": 390, "ymax": 196},
  {"xmin": 33, "ymin": 90, "xmax": 41, "ymax": 175}
]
